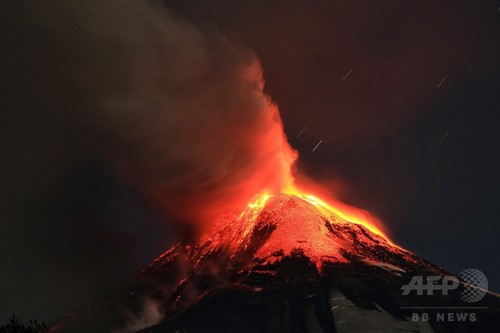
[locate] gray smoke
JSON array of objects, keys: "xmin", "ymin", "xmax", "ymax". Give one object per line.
[
  {"xmin": 2, "ymin": 0, "xmax": 295, "ymax": 225},
  {"xmin": 0, "ymin": 0, "xmax": 295, "ymax": 325}
]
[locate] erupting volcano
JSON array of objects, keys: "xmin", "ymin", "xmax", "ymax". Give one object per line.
[
  {"xmin": 178, "ymin": 192, "xmax": 399, "ymax": 273},
  {"xmin": 4, "ymin": 0, "xmax": 500, "ymax": 331},
  {"xmin": 54, "ymin": 192, "xmax": 500, "ymax": 333}
]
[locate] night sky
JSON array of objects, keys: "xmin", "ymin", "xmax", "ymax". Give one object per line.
[{"xmin": 1, "ymin": 0, "xmax": 500, "ymax": 324}]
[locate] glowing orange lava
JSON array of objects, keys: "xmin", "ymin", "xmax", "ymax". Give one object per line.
[
  {"xmin": 285, "ymin": 187, "xmax": 391, "ymax": 243},
  {"xmin": 202, "ymin": 191, "xmax": 401, "ymax": 271},
  {"xmin": 241, "ymin": 186, "xmax": 393, "ymax": 246}
]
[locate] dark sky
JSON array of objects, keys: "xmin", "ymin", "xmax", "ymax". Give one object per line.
[{"xmin": 1, "ymin": 0, "xmax": 500, "ymax": 324}]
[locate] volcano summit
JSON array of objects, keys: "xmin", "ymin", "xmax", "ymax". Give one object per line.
[{"xmin": 55, "ymin": 194, "xmax": 500, "ymax": 333}]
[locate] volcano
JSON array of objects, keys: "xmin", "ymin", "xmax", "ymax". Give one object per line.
[{"xmin": 54, "ymin": 193, "xmax": 500, "ymax": 333}]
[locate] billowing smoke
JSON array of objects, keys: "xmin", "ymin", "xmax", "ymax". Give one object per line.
[
  {"xmin": 2, "ymin": 0, "xmax": 296, "ymax": 230},
  {"xmin": 0, "ymin": 0, "xmax": 297, "ymax": 324}
]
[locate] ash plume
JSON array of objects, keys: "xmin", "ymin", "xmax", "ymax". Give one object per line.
[
  {"xmin": 2, "ymin": 0, "xmax": 296, "ymax": 227},
  {"xmin": 0, "ymin": 0, "xmax": 296, "ymax": 323}
]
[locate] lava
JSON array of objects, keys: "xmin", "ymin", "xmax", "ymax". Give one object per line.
[
  {"xmin": 283, "ymin": 188, "xmax": 392, "ymax": 243},
  {"xmin": 197, "ymin": 193, "xmax": 403, "ymax": 271},
  {"xmin": 238, "ymin": 189, "xmax": 392, "ymax": 245}
]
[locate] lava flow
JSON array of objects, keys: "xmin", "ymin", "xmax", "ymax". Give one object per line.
[{"xmin": 197, "ymin": 192, "xmax": 398, "ymax": 271}]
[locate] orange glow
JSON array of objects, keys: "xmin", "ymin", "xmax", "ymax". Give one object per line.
[
  {"xmin": 202, "ymin": 191, "xmax": 401, "ymax": 271},
  {"xmin": 236, "ymin": 193, "xmax": 270, "ymax": 247},
  {"xmin": 239, "ymin": 193, "xmax": 270, "ymax": 220},
  {"xmin": 283, "ymin": 186, "xmax": 392, "ymax": 243},
  {"xmin": 237, "ymin": 184, "xmax": 394, "ymax": 246}
]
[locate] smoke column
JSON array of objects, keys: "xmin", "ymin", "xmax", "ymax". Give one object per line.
[
  {"xmin": 0, "ymin": 0, "xmax": 300, "ymax": 323},
  {"xmin": 2, "ymin": 0, "xmax": 297, "ymax": 233}
]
